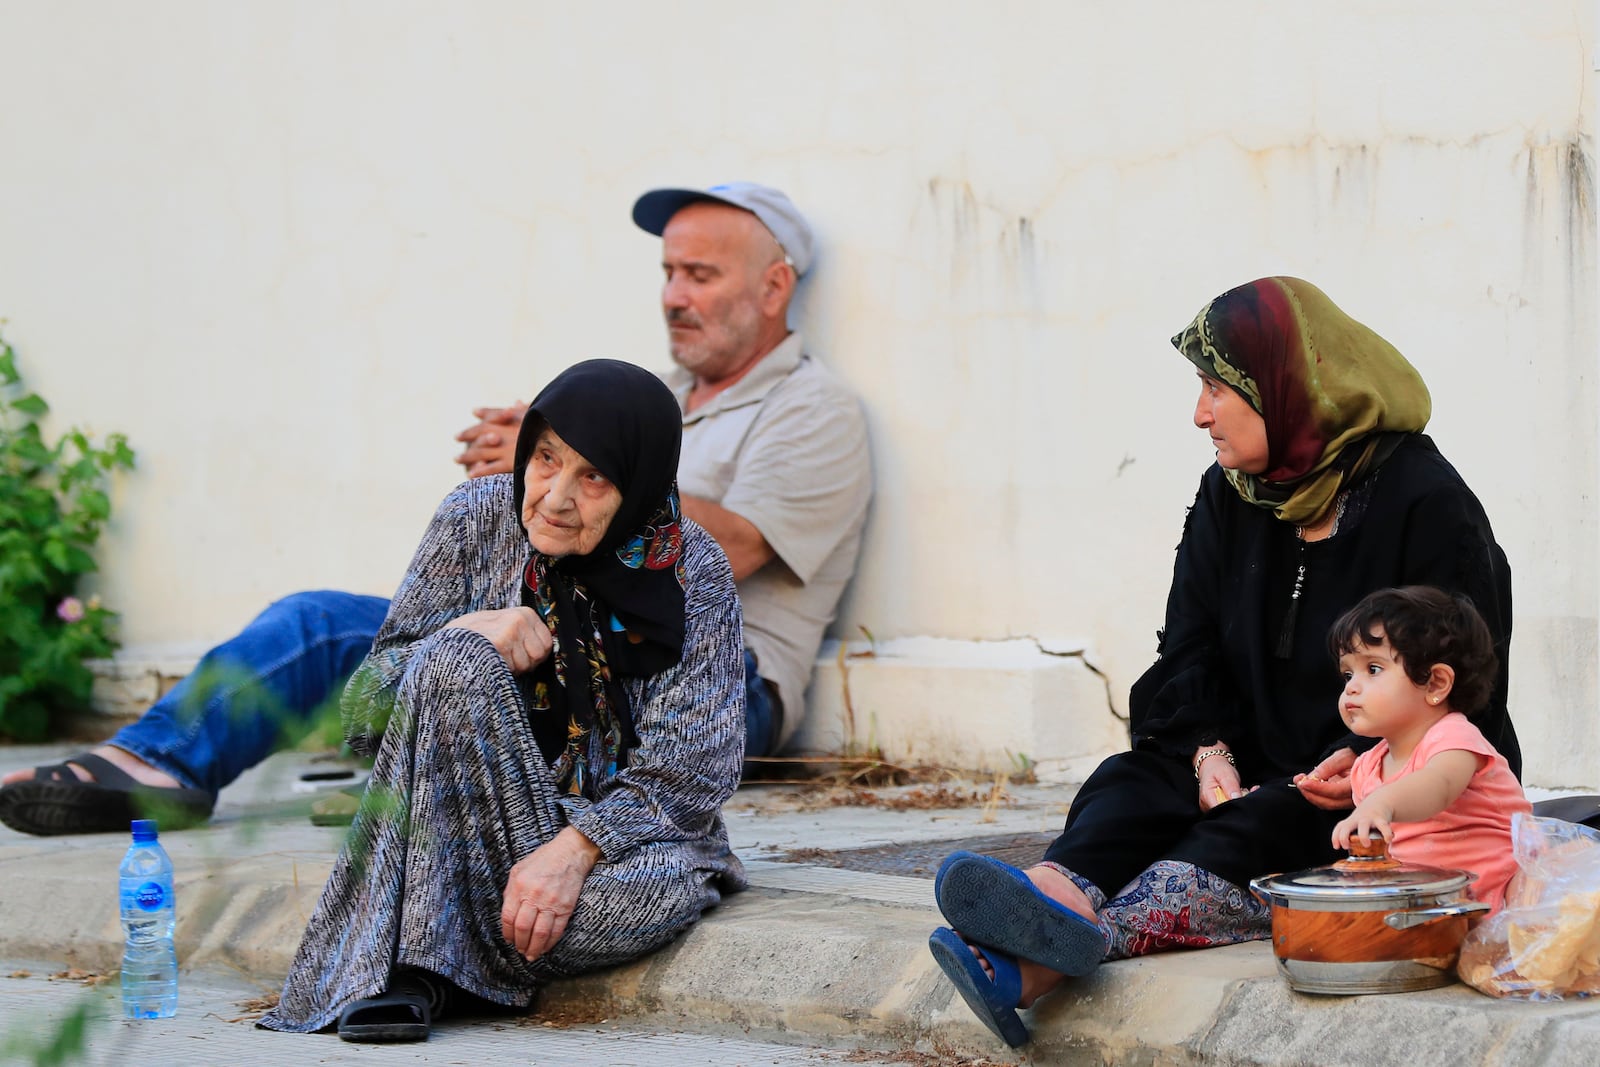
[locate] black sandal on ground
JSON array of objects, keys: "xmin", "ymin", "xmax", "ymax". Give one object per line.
[
  {"xmin": 337, "ymin": 971, "xmax": 449, "ymax": 1043},
  {"xmin": 0, "ymin": 752, "xmax": 215, "ymax": 836}
]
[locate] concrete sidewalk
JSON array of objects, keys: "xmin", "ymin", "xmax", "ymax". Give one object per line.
[{"xmin": 3, "ymin": 744, "xmax": 1598, "ymax": 1065}]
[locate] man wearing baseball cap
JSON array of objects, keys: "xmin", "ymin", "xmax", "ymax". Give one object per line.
[
  {"xmin": 460, "ymin": 183, "xmax": 870, "ymax": 758},
  {"xmin": 629, "ymin": 182, "xmax": 872, "ymax": 758},
  {"xmin": 1, "ymin": 182, "xmax": 870, "ymax": 836}
]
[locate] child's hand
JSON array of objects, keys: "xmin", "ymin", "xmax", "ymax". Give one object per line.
[{"xmin": 1331, "ymin": 800, "xmax": 1395, "ymax": 850}]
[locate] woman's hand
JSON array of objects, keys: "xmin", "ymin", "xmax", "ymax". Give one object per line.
[
  {"xmin": 1195, "ymin": 745, "xmax": 1255, "ymax": 811},
  {"xmin": 501, "ymin": 826, "xmax": 602, "ymax": 963},
  {"xmin": 1293, "ymin": 747, "xmax": 1357, "ymax": 811},
  {"xmin": 445, "ymin": 607, "xmax": 552, "ymax": 672}
]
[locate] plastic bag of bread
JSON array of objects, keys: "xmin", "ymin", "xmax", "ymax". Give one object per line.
[{"xmin": 1459, "ymin": 812, "xmax": 1600, "ymax": 999}]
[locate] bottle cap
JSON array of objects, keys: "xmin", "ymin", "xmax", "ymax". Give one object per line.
[{"xmin": 130, "ymin": 819, "xmax": 158, "ymax": 841}]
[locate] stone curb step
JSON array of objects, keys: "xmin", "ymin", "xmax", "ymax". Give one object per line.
[{"xmin": 7, "ymin": 823, "xmax": 1600, "ymax": 1065}]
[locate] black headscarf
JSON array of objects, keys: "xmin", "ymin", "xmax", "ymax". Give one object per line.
[{"xmin": 510, "ymin": 359, "xmax": 686, "ymax": 796}]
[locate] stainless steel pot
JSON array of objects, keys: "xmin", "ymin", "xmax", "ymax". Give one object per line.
[{"xmin": 1250, "ymin": 838, "xmax": 1491, "ymax": 995}]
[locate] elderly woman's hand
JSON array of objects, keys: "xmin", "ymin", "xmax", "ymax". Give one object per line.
[
  {"xmin": 1194, "ymin": 745, "xmax": 1256, "ymax": 811},
  {"xmin": 445, "ymin": 608, "xmax": 553, "ymax": 673},
  {"xmin": 1293, "ymin": 747, "xmax": 1357, "ymax": 811},
  {"xmin": 501, "ymin": 826, "xmax": 602, "ymax": 962}
]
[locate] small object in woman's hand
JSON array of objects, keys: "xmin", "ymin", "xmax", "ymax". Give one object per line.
[{"xmin": 1213, "ymin": 785, "xmax": 1230, "ymax": 805}]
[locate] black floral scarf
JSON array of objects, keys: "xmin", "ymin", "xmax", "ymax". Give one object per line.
[{"xmin": 510, "ymin": 359, "xmax": 687, "ymax": 797}]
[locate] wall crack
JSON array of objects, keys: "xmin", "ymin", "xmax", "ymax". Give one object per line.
[{"xmin": 1023, "ymin": 636, "xmax": 1128, "ymax": 725}]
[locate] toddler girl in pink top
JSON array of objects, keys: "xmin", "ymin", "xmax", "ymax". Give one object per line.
[{"xmin": 1328, "ymin": 586, "xmax": 1531, "ymax": 915}]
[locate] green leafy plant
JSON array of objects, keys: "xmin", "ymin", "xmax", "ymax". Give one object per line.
[
  {"xmin": 0, "ymin": 324, "xmax": 135, "ymax": 739},
  {"xmin": 0, "ymin": 994, "xmax": 96, "ymax": 1066}
]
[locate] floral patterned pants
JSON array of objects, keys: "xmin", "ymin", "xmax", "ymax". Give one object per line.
[{"xmin": 1042, "ymin": 858, "xmax": 1271, "ymax": 961}]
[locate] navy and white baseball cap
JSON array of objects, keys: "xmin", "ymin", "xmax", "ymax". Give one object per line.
[{"xmin": 632, "ymin": 182, "xmax": 814, "ymax": 277}]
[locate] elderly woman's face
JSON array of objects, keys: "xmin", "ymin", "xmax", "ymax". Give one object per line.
[
  {"xmin": 521, "ymin": 429, "xmax": 624, "ymax": 558},
  {"xmin": 1193, "ymin": 374, "xmax": 1269, "ymax": 474}
]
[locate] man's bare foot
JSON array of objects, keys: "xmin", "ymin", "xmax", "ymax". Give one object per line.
[
  {"xmin": 959, "ymin": 863, "xmax": 1100, "ymax": 1009},
  {"xmin": 1, "ymin": 746, "xmax": 183, "ymax": 790}
]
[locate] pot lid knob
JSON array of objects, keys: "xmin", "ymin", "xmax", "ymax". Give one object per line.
[{"xmin": 1333, "ymin": 834, "xmax": 1402, "ymax": 872}]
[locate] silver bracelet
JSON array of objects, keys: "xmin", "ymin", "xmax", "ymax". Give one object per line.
[{"xmin": 1193, "ymin": 746, "xmax": 1235, "ymax": 780}]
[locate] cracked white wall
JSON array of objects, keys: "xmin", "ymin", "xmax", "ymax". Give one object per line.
[{"xmin": 0, "ymin": 1, "xmax": 1594, "ymax": 785}]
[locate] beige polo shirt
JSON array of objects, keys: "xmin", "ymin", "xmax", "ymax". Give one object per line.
[{"xmin": 667, "ymin": 333, "xmax": 872, "ymax": 750}]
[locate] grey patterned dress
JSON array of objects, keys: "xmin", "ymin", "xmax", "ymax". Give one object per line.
[{"xmin": 259, "ymin": 475, "xmax": 747, "ymax": 1033}]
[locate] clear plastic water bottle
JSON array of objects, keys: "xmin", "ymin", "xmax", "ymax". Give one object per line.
[{"xmin": 119, "ymin": 818, "xmax": 177, "ymax": 1019}]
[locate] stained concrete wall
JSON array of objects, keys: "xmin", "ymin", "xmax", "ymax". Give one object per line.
[{"xmin": 1, "ymin": 1, "xmax": 1595, "ymax": 785}]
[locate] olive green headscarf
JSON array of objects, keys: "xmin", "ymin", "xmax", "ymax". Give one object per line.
[{"xmin": 1172, "ymin": 277, "xmax": 1432, "ymax": 526}]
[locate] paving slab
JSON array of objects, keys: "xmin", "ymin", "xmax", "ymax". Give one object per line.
[
  {"xmin": 0, "ymin": 962, "xmax": 945, "ymax": 1067},
  {"xmin": 3, "ymin": 744, "xmax": 1599, "ymax": 1065}
]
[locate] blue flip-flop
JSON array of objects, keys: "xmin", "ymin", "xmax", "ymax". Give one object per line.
[
  {"xmin": 935, "ymin": 850, "xmax": 1106, "ymax": 977},
  {"xmin": 928, "ymin": 926, "xmax": 1029, "ymax": 1048}
]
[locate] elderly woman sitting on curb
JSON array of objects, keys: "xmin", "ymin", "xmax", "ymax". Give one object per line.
[{"xmin": 258, "ymin": 359, "xmax": 746, "ymax": 1042}]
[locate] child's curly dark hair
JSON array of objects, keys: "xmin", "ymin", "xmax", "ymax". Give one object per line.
[{"xmin": 1327, "ymin": 586, "xmax": 1498, "ymax": 718}]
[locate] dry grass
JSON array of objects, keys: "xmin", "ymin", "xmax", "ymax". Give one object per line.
[
  {"xmin": 744, "ymin": 758, "xmax": 1027, "ymax": 817},
  {"xmin": 839, "ymin": 1049, "xmax": 1017, "ymax": 1066},
  {"xmin": 815, "ymin": 782, "xmax": 1011, "ymax": 812},
  {"xmin": 46, "ymin": 968, "xmax": 113, "ymax": 987},
  {"xmin": 742, "ymin": 753, "xmax": 1035, "ymax": 817},
  {"xmin": 226, "ymin": 991, "xmax": 280, "ymax": 1022},
  {"xmin": 742, "ymin": 754, "xmax": 957, "ymax": 788},
  {"xmin": 522, "ymin": 999, "xmax": 617, "ymax": 1028}
]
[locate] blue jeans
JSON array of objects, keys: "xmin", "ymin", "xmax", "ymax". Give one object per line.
[
  {"xmin": 110, "ymin": 591, "xmax": 391, "ymax": 796},
  {"xmin": 742, "ymin": 648, "xmax": 782, "ymax": 760},
  {"xmin": 111, "ymin": 590, "xmax": 781, "ymax": 795}
]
